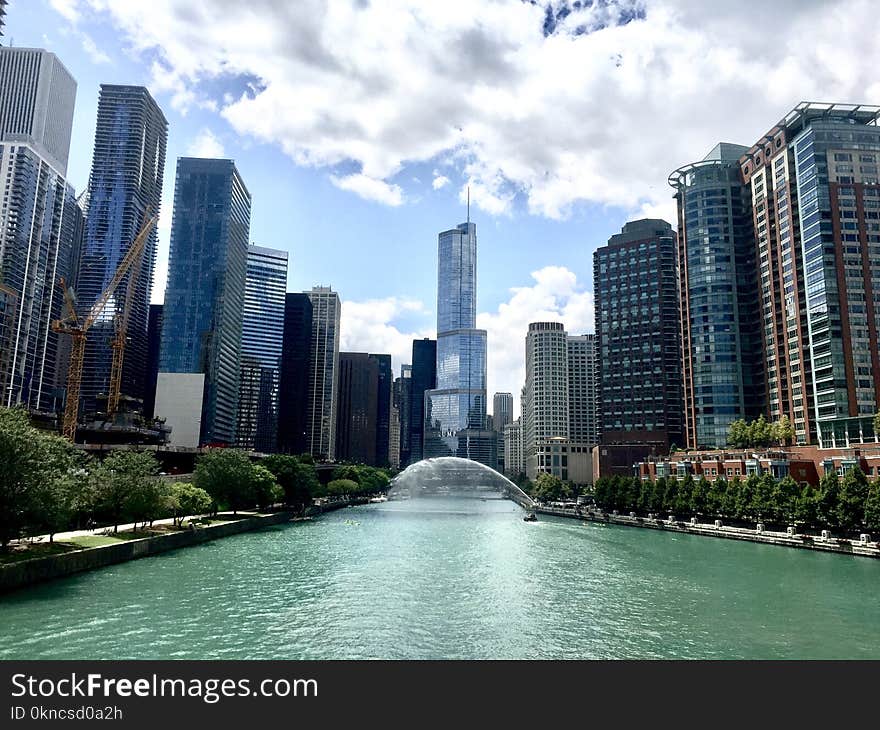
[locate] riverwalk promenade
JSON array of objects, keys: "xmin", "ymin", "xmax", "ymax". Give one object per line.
[{"xmin": 536, "ymin": 505, "xmax": 880, "ymax": 559}]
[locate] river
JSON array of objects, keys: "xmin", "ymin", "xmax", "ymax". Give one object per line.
[{"xmin": 2, "ymin": 497, "xmax": 879, "ymax": 659}]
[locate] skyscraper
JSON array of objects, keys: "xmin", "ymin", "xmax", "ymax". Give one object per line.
[
  {"xmin": 492, "ymin": 392, "xmax": 514, "ymax": 432},
  {"xmin": 236, "ymin": 245, "xmax": 288, "ymax": 451},
  {"xmin": 78, "ymin": 85, "xmax": 167, "ymax": 416},
  {"xmin": 503, "ymin": 419, "xmax": 524, "ymax": 479},
  {"xmin": 593, "ymin": 219, "xmax": 683, "ymax": 449},
  {"xmin": 157, "ymin": 158, "xmax": 250, "ymax": 446},
  {"xmin": 0, "ymin": 1, "xmax": 7, "ymax": 41},
  {"xmin": 0, "ymin": 47, "xmax": 77, "ymax": 413},
  {"xmin": 567, "ymin": 334, "xmax": 600, "ymax": 447},
  {"xmin": 424, "ymin": 219, "xmax": 493, "ymax": 465},
  {"xmin": 143, "ymin": 303, "xmax": 163, "ymax": 418},
  {"xmin": 335, "ymin": 352, "xmax": 379, "ymax": 465},
  {"xmin": 395, "ymin": 364, "xmax": 412, "ymax": 467},
  {"xmin": 670, "ymin": 143, "xmax": 765, "ymax": 449},
  {"xmin": 738, "ymin": 103, "xmax": 880, "ymax": 447},
  {"xmin": 306, "ymin": 286, "xmax": 341, "ymax": 460},
  {"xmin": 370, "ymin": 353, "xmax": 392, "ymax": 467},
  {"xmin": 523, "ymin": 322, "xmax": 569, "ymax": 479},
  {"xmin": 409, "ymin": 338, "xmax": 436, "ymax": 464},
  {"xmin": 277, "ymin": 293, "xmax": 313, "ymax": 454}
]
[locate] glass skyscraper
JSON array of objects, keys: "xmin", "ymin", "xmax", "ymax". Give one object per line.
[
  {"xmin": 424, "ymin": 221, "xmax": 493, "ymax": 466},
  {"xmin": 277, "ymin": 293, "xmax": 313, "ymax": 455},
  {"xmin": 158, "ymin": 157, "xmax": 250, "ymax": 445},
  {"xmin": 408, "ymin": 338, "xmax": 435, "ymax": 464},
  {"xmin": 305, "ymin": 286, "xmax": 341, "ymax": 461},
  {"xmin": 78, "ymin": 85, "xmax": 167, "ymax": 416},
  {"xmin": 0, "ymin": 47, "xmax": 77, "ymax": 413},
  {"xmin": 236, "ymin": 244, "xmax": 288, "ymax": 451}
]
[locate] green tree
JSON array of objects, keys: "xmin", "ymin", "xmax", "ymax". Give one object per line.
[
  {"xmin": 252, "ymin": 465, "xmax": 283, "ymax": 510},
  {"xmin": 674, "ymin": 474, "xmax": 694, "ymax": 515},
  {"xmin": 837, "ymin": 467, "xmax": 869, "ymax": 534},
  {"xmin": 167, "ymin": 483, "xmax": 213, "ymax": 526},
  {"xmin": 662, "ymin": 477, "xmax": 679, "ymax": 515},
  {"xmin": 874, "ymin": 412, "xmax": 880, "ymax": 442},
  {"xmin": 722, "ymin": 476, "xmax": 741, "ymax": 519},
  {"xmin": 864, "ymin": 480, "xmax": 880, "ymax": 533},
  {"xmin": 92, "ymin": 451, "xmax": 160, "ymax": 533},
  {"xmin": 795, "ymin": 484, "xmax": 819, "ymax": 530},
  {"xmin": 771, "ymin": 416, "xmax": 795, "ymax": 446},
  {"xmin": 532, "ymin": 473, "xmax": 570, "ymax": 503},
  {"xmin": 772, "ymin": 475, "xmax": 800, "ymax": 526},
  {"xmin": 327, "ymin": 479, "xmax": 358, "ymax": 498},
  {"xmin": 691, "ymin": 476, "xmax": 710, "ymax": 517},
  {"xmin": 738, "ymin": 475, "xmax": 759, "ymax": 522},
  {"xmin": 707, "ymin": 475, "xmax": 727, "ymax": 517},
  {"xmin": 727, "ymin": 419, "xmax": 748, "ymax": 449},
  {"xmin": 193, "ymin": 450, "xmax": 257, "ymax": 514},
  {"xmin": 264, "ymin": 455, "xmax": 321, "ymax": 511},
  {"xmin": 816, "ymin": 471, "xmax": 841, "ymax": 530},
  {"xmin": 752, "ymin": 472, "xmax": 777, "ymax": 523}
]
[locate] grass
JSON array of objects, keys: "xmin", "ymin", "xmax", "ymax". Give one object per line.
[{"xmin": 0, "ymin": 541, "xmax": 78, "ymax": 565}]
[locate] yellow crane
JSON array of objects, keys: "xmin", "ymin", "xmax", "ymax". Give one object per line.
[{"xmin": 52, "ymin": 213, "xmax": 158, "ymax": 441}]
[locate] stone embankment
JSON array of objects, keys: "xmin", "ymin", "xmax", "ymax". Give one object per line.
[
  {"xmin": 0, "ymin": 511, "xmax": 295, "ymax": 594},
  {"xmin": 536, "ymin": 506, "xmax": 880, "ymax": 559}
]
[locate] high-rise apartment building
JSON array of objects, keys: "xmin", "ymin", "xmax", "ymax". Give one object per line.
[
  {"xmin": 503, "ymin": 418, "xmax": 524, "ymax": 479},
  {"xmin": 79, "ymin": 85, "xmax": 167, "ymax": 416},
  {"xmin": 277, "ymin": 293, "xmax": 313, "ymax": 454},
  {"xmin": 0, "ymin": 47, "xmax": 77, "ymax": 413},
  {"xmin": 738, "ymin": 103, "xmax": 880, "ymax": 447},
  {"xmin": 370, "ymin": 353, "xmax": 392, "ymax": 467},
  {"xmin": 0, "ymin": 1, "xmax": 7, "ymax": 41},
  {"xmin": 493, "ymin": 392, "xmax": 513, "ymax": 432},
  {"xmin": 306, "ymin": 286, "xmax": 341, "ymax": 460},
  {"xmin": 593, "ymin": 219, "xmax": 683, "ymax": 449},
  {"xmin": 335, "ymin": 352, "xmax": 379, "ymax": 465},
  {"xmin": 670, "ymin": 143, "xmax": 765, "ymax": 449},
  {"xmin": 567, "ymin": 334, "xmax": 600, "ymax": 446},
  {"xmin": 236, "ymin": 245, "xmax": 287, "ymax": 451},
  {"xmin": 523, "ymin": 322, "xmax": 569, "ymax": 479},
  {"xmin": 409, "ymin": 338, "xmax": 436, "ymax": 464},
  {"xmin": 395, "ymin": 364, "xmax": 412, "ymax": 467},
  {"xmin": 158, "ymin": 158, "xmax": 250, "ymax": 446},
  {"xmin": 424, "ymin": 220, "xmax": 494, "ymax": 465}
]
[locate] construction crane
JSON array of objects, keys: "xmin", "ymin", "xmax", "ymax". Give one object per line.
[{"xmin": 52, "ymin": 213, "xmax": 158, "ymax": 441}]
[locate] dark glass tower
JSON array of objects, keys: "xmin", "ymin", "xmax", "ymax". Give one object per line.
[
  {"xmin": 144, "ymin": 303, "xmax": 163, "ymax": 418},
  {"xmin": 277, "ymin": 293, "xmax": 313, "ymax": 454},
  {"xmin": 423, "ymin": 220, "xmax": 492, "ymax": 464},
  {"xmin": 593, "ymin": 218, "xmax": 683, "ymax": 449},
  {"xmin": 395, "ymin": 364, "xmax": 412, "ymax": 467},
  {"xmin": 369, "ymin": 353, "xmax": 392, "ymax": 467},
  {"xmin": 236, "ymin": 245, "xmax": 288, "ymax": 451},
  {"xmin": 158, "ymin": 157, "xmax": 250, "ymax": 445},
  {"xmin": 670, "ymin": 144, "xmax": 765, "ymax": 449},
  {"xmin": 78, "ymin": 85, "xmax": 167, "ymax": 416},
  {"xmin": 409, "ymin": 338, "xmax": 436, "ymax": 463},
  {"xmin": 335, "ymin": 352, "xmax": 379, "ymax": 465}
]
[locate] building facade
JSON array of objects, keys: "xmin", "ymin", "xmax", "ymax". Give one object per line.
[
  {"xmin": 0, "ymin": 48, "xmax": 77, "ymax": 414},
  {"xmin": 593, "ymin": 218, "xmax": 682, "ymax": 449},
  {"xmin": 277, "ymin": 292, "xmax": 313, "ymax": 454},
  {"xmin": 395, "ymin": 364, "xmax": 412, "ymax": 468},
  {"xmin": 78, "ymin": 85, "xmax": 167, "ymax": 416},
  {"xmin": 493, "ymin": 392, "xmax": 514, "ymax": 432},
  {"xmin": 370, "ymin": 352, "xmax": 392, "ymax": 467},
  {"xmin": 567, "ymin": 334, "xmax": 600, "ymax": 447},
  {"xmin": 670, "ymin": 143, "xmax": 765, "ymax": 449},
  {"xmin": 158, "ymin": 158, "xmax": 250, "ymax": 446},
  {"xmin": 305, "ymin": 286, "xmax": 341, "ymax": 460},
  {"xmin": 143, "ymin": 303, "xmax": 162, "ymax": 418},
  {"xmin": 503, "ymin": 418, "xmax": 524, "ymax": 479},
  {"xmin": 739, "ymin": 103, "xmax": 880, "ymax": 448},
  {"xmin": 236, "ymin": 244, "xmax": 287, "ymax": 451},
  {"xmin": 335, "ymin": 352, "xmax": 379, "ymax": 465},
  {"xmin": 424, "ymin": 221, "xmax": 493, "ymax": 465},
  {"xmin": 409, "ymin": 338, "xmax": 436, "ymax": 464}
]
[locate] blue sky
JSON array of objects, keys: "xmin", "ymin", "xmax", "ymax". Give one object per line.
[{"xmin": 14, "ymin": 0, "xmax": 880, "ymax": 412}]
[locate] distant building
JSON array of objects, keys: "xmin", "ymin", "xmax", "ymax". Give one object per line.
[
  {"xmin": 567, "ymin": 334, "xmax": 600, "ymax": 447},
  {"xmin": 670, "ymin": 143, "xmax": 765, "ymax": 449},
  {"xmin": 277, "ymin": 293, "xmax": 313, "ymax": 455},
  {"xmin": 395, "ymin": 364, "xmax": 412, "ymax": 467},
  {"xmin": 409, "ymin": 338, "xmax": 436, "ymax": 463},
  {"xmin": 370, "ymin": 353, "xmax": 392, "ymax": 467},
  {"xmin": 0, "ymin": 1, "xmax": 7, "ymax": 41},
  {"xmin": 144, "ymin": 304, "xmax": 163, "ymax": 418},
  {"xmin": 335, "ymin": 352, "xmax": 379, "ymax": 465},
  {"xmin": 236, "ymin": 245, "xmax": 288, "ymax": 451},
  {"xmin": 154, "ymin": 373, "xmax": 204, "ymax": 449},
  {"xmin": 493, "ymin": 392, "xmax": 513, "ymax": 432},
  {"xmin": 305, "ymin": 286, "xmax": 341, "ymax": 460},
  {"xmin": 158, "ymin": 158, "xmax": 250, "ymax": 446},
  {"xmin": 424, "ymin": 220, "xmax": 492, "ymax": 466},
  {"xmin": 78, "ymin": 85, "xmax": 167, "ymax": 416},
  {"xmin": 593, "ymin": 219, "xmax": 682, "ymax": 450},
  {"xmin": 503, "ymin": 419, "xmax": 524, "ymax": 478},
  {"xmin": 0, "ymin": 47, "xmax": 77, "ymax": 413}
]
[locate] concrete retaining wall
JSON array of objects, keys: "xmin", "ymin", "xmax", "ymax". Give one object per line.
[
  {"xmin": 0, "ymin": 511, "xmax": 294, "ymax": 594},
  {"xmin": 536, "ymin": 507, "xmax": 880, "ymax": 559}
]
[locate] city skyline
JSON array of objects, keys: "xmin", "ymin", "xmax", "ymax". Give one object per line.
[{"xmin": 18, "ymin": 0, "xmax": 880, "ymax": 414}]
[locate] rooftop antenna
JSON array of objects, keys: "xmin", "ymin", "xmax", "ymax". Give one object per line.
[{"xmin": 467, "ymin": 185, "xmax": 470, "ymax": 224}]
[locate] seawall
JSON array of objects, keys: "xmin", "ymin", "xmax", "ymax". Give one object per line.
[
  {"xmin": 536, "ymin": 506, "xmax": 880, "ymax": 559},
  {"xmin": 0, "ymin": 511, "xmax": 295, "ymax": 594}
]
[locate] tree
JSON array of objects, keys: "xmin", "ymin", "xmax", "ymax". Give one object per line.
[
  {"xmin": 193, "ymin": 450, "xmax": 257, "ymax": 514},
  {"xmin": 752, "ymin": 472, "xmax": 777, "ymax": 524},
  {"xmin": 864, "ymin": 480, "xmax": 880, "ymax": 533},
  {"xmin": 707, "ymin": 475, "xmax": 727, "ymax": 518},
  {"xmin": 264, "ymin": 455, "xmax": 321, "ymax": 511},
  {"xmin": 92, "ymin": 451, "xmax": 160, "ymax": 532},
  {"xmin": 737, "ymin": 475, "xmax": 759, "ymax": 522},
  {"xmin": 327, "ymin": 479, "xmax": 358, "ymax": 498},
  {"xmin": 722, "ymin": 476, "xmax": 741, "ymax": 520},
  {"xmin": 837, "ymin": 467, "xmax": 869, "ymax": 534},
  {"xmin": 816, "ymin": 471, "xmax": 841, "ymax": 530},
  {"xmin": 795, "ymin": 484, "xmax": 819, "ymax": 530},
  {"xmin": 532, "ymin": 473, "xmax": 570, "ymax": 503},
  {"xmin": 772, "ymin": 416, "xmax": 795, "ymax": 446},
  {"xmin": 167, "ymin": 483, "xmax": 213, "ymax": 526},
  {"xmin": 874, "ymin": 412, "xmax": 880, "ymax": 442},
  {"xmin": 252, "ymin": 465, "xmax": 284, "ymax": 510},
  {"xmin": 691, "ymin": 477, "xmax": 710, "ymax": 517},
  {"xmin": 674, "ymin": 474, "xmax": 694, "ymax": 515},
  {"xmin": 772, "ymin": 475, "xmax": 800, "ymax": 526},
  {"xmin": 727, "ymin": 419, "xmax": 748, "ymax": 449}
]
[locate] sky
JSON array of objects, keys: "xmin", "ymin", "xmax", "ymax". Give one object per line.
[{"xmin": 12, "ymin": 0, "xmax": 880, "ymax": 415}]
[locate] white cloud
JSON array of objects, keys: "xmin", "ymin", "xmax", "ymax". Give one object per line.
[
  {"xmin": 329, "ymin": 173, "xmax": 403, "ymax": 207},
  {"xmin": 49, "ymin": 0, "xmax": 80, "ymax": 22},
  {"xmin": 53, "ymin": 0, "xmax": 880, "ymax": 217},
  {"xmin": 477, "ymin": 266, "xmax": 594, "ymax": 416},
  {"xmin": 432, "ymin": 172, "xmax": 450, "ymax": 190},
  {"xmin": 79, "ymin": 32, "xmax": 111, "ymax": 64},
  {"xmin": 186, "ymin": 128, "xmax": 226, "ymax": 158},
  {"xmin": 340, "ymin": 297, "xmax": 433, "ymax": 377}
]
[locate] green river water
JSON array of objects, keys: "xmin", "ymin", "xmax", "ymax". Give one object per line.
[{"xmin": 1, "ymin": 497, "xmax": 879, "ymax": 659}]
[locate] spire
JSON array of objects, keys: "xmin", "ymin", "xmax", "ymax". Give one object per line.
[{"xmin": 467, "ymin": 185, "xmax": 470, "ymax": 225}]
